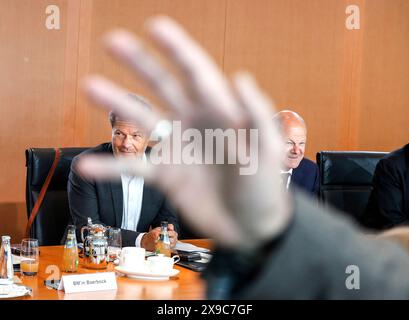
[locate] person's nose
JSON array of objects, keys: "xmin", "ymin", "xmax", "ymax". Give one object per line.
[
  {"xmin": 122, "ymin": 135, "xmax": 133, "ymax": 148},
  {"xmin": 292, "ymin": 144, "xmax": 301, "ymax": 155}
]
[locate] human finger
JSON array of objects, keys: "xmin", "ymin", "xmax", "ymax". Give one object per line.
[
  {"xmin": 168, "ymin": 230, "xmax": 178, "ymax": 238},
  {"xmin": 147, "ymin": 16, "xmax": 244, "ymax": 126},
  {"xmin": 168, "ymin": 231, "xmax": 178, "ymax": 244},
  {"xmin": 103, "ymin": 29, "xmax": 192, "ymax": 117},
  {"xmin": 232, "ymin": 72, "xmax": 291, "ymax": 241},
  {"xmin": 233, "ymin": 72, "xmax": 282, "ymax": 157},
  {"xmin": 83, "ymin": 75, "xmax": 160, "ymax": 132},
  {"xmin": 76, "ymin": 154, "xmax": 157, "ymax": 183}
]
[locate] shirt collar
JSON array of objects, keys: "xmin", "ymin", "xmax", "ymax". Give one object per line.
[{"xmin": 280, "ymin": 168, "xmax": 293, "ymax": 175}]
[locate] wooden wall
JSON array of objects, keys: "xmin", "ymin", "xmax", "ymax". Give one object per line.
[{"xmin": 1, "ymin": 0, "xmax": 409, "ymax": 241}]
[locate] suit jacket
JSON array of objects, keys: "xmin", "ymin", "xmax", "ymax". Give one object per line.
[
  {"xmin": 67, "ymin": 143, "xmax": 179, "ymax": 247},
  {"xmin": 362, "ymin": 144, "xmax": 409, "ymax": 230},
  {"xmin": 204, "ymin": 192, "xmax": 409, "ymax": 299},
  {"xmin": 290, "ymin": 158, "xmax": 319, "ymax": 197}
]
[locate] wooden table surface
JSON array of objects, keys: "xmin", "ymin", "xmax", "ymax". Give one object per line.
[{"xmin": 15, "ymin": 239, "xmax": 212, "ymax": 300}]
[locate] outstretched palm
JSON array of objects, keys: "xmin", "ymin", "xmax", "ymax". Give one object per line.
[{"xmin": 80, "ymin": 16, "xmax": 290, "ymax": 250}]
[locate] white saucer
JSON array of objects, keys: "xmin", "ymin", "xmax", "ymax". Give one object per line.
[
  {"xmin": 114, "ymin": 265, "xmax": 180, "ymax": 281},
  {"xmin": 0, "ymin": 284, "xmax": 31, "ymax": 299}
]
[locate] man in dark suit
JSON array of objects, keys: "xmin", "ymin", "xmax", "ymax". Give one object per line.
[
  {"xmin": 274, "ymin": 110, "xmax": 319, "ymax": 197},
  {"xmin": 362, "ymin": 144, "xmax": 409, "ymax": 230},
  {"xmin": 68, "ymin": 103, "xmax": 179, "ymax": 250}
]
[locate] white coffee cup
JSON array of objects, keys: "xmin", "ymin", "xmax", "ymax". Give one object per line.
[
  {"xmin": 147, "ymin": 255, "xmax": 180, "ymax": 274},
  {"xmin": 119, "ymin": 247, "xmax": 146, "ymax": 271}
]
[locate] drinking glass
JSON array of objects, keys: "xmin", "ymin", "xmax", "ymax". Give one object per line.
[
  {"xmin": 20, "ymin": 238, "xmax": 39, "ymax": 276},
  {"xmin": 107, "ymin": 227, "xmax": 122, "ymax": 262}
]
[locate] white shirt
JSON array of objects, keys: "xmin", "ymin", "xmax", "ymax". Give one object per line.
[
  {"xmin": 280, "ymin": 168, "xmax": 293, "ymax": 190},
  {"xmin": 120, "ymin": 154, "xmax": 146, "ymax": 247}
]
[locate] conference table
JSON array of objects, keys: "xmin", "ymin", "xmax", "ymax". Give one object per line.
[{"xmin": 15, "ymin": 239, "xmax": 212, "ymax": 300}]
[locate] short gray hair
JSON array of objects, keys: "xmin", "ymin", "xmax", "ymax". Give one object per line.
[{"xmin": 109, "ymin": 93, "xmax": 152, "ymax": 127}]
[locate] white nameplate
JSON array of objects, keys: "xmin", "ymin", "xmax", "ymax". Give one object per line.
[{"xmin": 58, "ymin": 272, "xmax": 117, "ymax": 294}]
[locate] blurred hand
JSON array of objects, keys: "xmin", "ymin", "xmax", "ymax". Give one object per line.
[
  {"xmin": 79, "ymin": 16, "xmax": 291, "ymax": 251},
  {"xmin": 167, "ymin": 223, "xmax": 178, "ymax": 248},
  {"xmin": 141, "ymin": 224, "xmax": 178, "ymax": 251},
  {"xmin": 377, "ymin": 227, "xmax": 409, "ymax": 252},
  {"xmin": 141, "ymin": 227, "xmax": 161, "ymax": 252}
]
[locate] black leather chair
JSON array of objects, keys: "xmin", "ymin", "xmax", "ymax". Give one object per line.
[
  {"xmin": 25, "ymin": 147, "xmax": 202, "ymax": 244},
  {"xmin": 316, "ymin": 151, "xmax": 387, "ymax": 224},
  {"xmin": 25, "ymin": 147, "xmax": 88, "ymax": 245}
]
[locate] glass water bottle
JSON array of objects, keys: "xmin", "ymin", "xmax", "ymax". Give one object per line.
[
  {"xmin": 62, "ymin": 225, "xmax": 79, "ymax": 272},
  {"xmin": 155, "ymin": 221, "xmax": 172, "ymax": 257},
  {"xmin": 0, "ymin": 235, "xmax": 14, "ymax": 284}
]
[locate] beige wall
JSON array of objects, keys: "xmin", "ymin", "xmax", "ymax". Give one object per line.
[{"xmin": 1, "ymin": 0, "xmax": 409, "ymax": 241}]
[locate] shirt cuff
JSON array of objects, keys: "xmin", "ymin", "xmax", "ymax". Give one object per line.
[{"xmin": 135, "ymin": 232, "xmax": 146, "ymax": 247}]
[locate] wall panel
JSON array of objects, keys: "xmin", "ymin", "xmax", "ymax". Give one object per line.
[
  {"xmin": 74, "ymin": 0, "xmax": 227, "ymax": 147},
  {"xmin": 358, "ymin": 0, "xmax": 409, "ymax": 151},
  {"xmin": 1, "ymin": 0, "xmax": 409, "ymax": 241}
]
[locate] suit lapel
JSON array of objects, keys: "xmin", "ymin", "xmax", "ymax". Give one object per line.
[
  {"xmin": 290, "ymin": 162, "xmax": 306, "ymax": 192},
  {"xmin": 109, "ymin": 180, "xmax": 123, "ymax": 228},
  {"xmin": 104, "ymin": 143, "xmax": 124, "ymax": 228},
  {"xmin": 292, "ymin": 167, "xmax": 303, "ymax": 185}
]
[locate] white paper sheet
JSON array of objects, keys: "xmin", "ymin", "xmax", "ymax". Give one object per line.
[{"xmin": 175, "ymin": 241, "xmax": 210, "ymax": 253}]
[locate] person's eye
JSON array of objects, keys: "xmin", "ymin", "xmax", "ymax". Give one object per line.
[{"xmin": 115, "ymin": 131, "xmax": 124, "ymax": 137}]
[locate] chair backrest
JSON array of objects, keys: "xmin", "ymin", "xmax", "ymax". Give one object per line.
[
  {"xmin": 316, "ymin": 151, "xmax": 388, "ymax": 223},
  {"xmin": 25, "ymin": 147, "xmax": 88, "ymax": 245}
]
